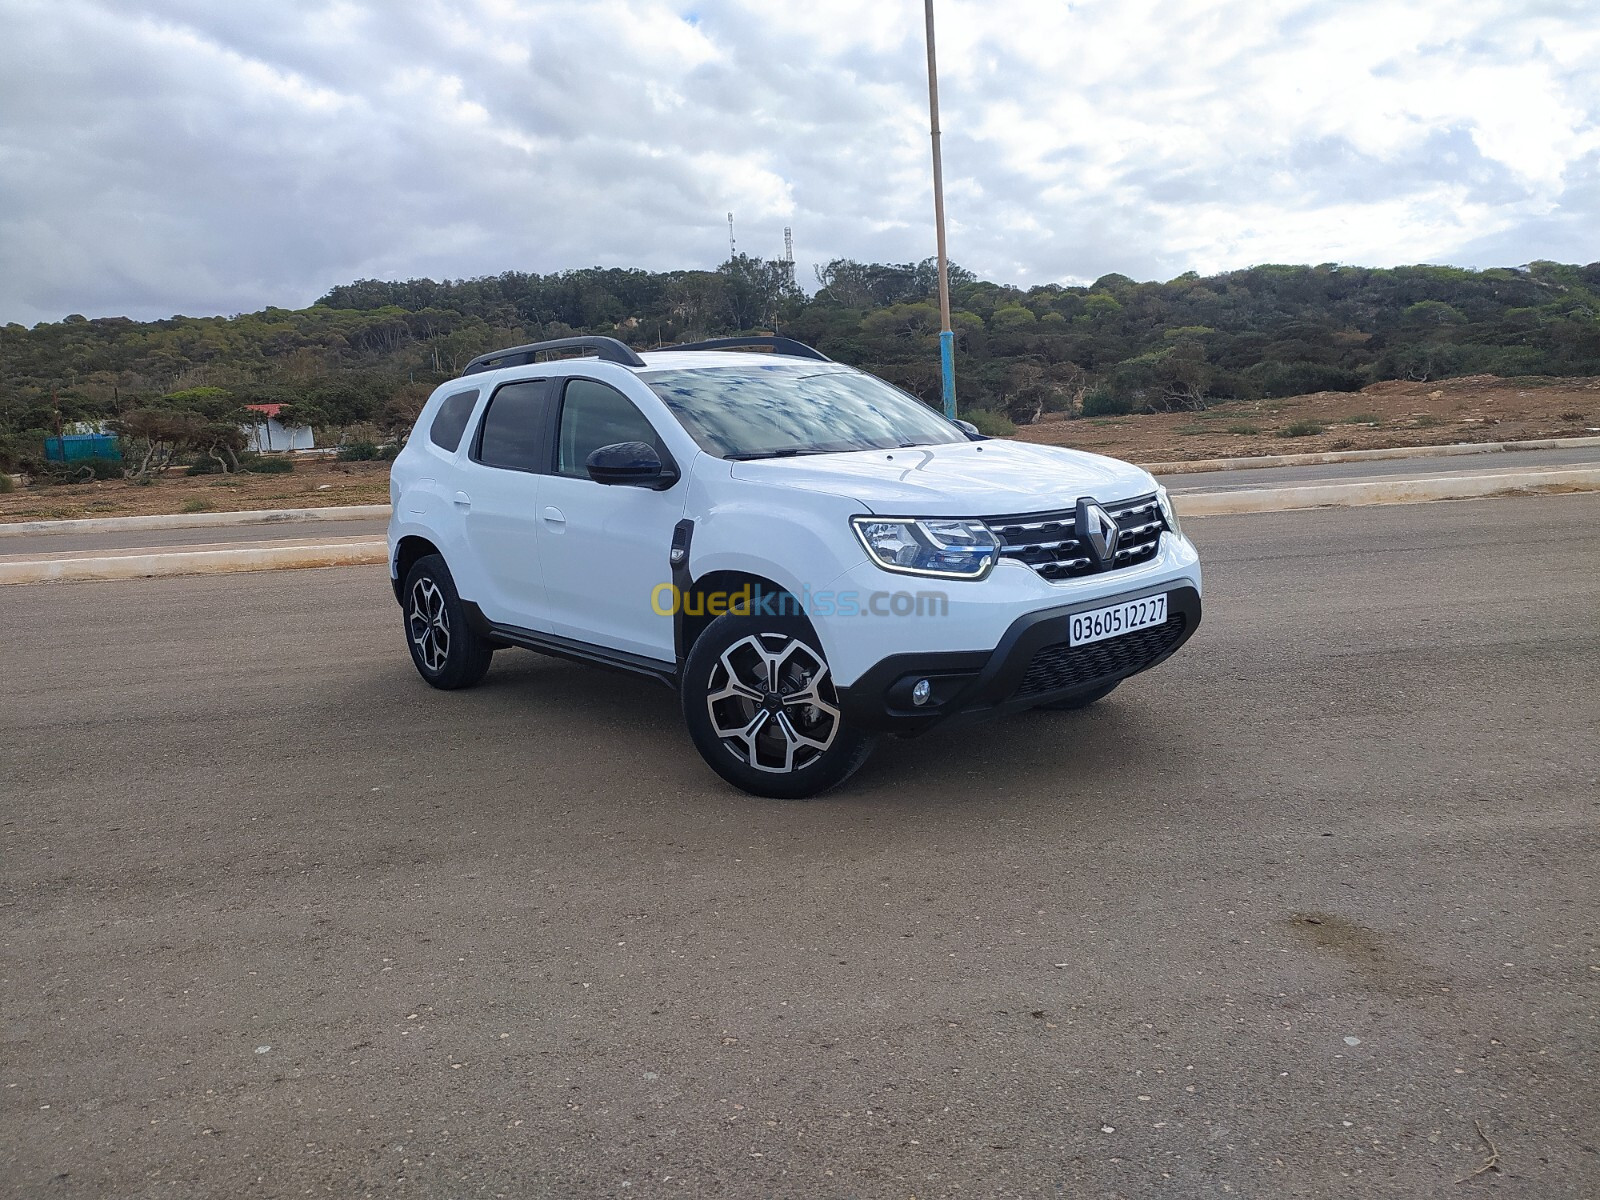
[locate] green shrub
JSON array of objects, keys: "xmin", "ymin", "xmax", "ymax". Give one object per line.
[
  {"xmin": 186, "ymin": 458, "xmax": 225, "ymax": 476},
  {"xmin": 29, "ymin": 456, "xmax": 123, "ymax": 484},
  {"xmin": 337, "ymin": 441, "xmax": 382, "ymax": 461},
  {"xmin": 0, "ymin": 472, "xmax": 13, "ymax": 494},
  {"xmin": 244, "ymin": 456, "xmax": 295, "ymax": 474},
  {"xmin": 1225, "ymin": 422, "xmax": 1261, "ymax": 435},
  {"xmin": 181, "ymin": 498, "xmax": 213, "ymax": 513},
  {"xmin": 1081, "ymin": 388, "xmax": 1133, "ymax": 417},
  {"xmin": 1280, "ymin": 420, "xmax": 1326, "ymax": 437},
  {"xmin": 1340, "ymin": 413, "xmax": 1381, "ymax": 424},
  {"xmin": 1245, "ymin": 362, "xmax": 1366, "ymax": 399},
  {"xmin": 963, "ymin": 409, "xmax": 1016, "ymax": 437},
  {"xmin": 1413, "ymin": 415, "xmax": 1443, "ymax": 428}
]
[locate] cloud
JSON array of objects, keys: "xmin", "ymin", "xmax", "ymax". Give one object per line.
[{"xmin": 0, "ymin": 0, "xmax": 1595, "ymax": 324}]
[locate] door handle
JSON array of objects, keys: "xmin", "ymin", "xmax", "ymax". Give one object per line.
[
  {"xmin": 542, "ymin": 507, "xmax": 566, "ymax": 525},
  {"xmin": 453, "ymin": 491, "xmax": 471, "ymax": 508}
]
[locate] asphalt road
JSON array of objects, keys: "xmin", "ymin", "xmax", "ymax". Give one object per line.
[
  {"xmin": 3, "ymin": 495, "xmax": 1597, "ymax": 1199},
  {"xmin": 2, "ymin": 445, "xmax": 1596, "ymax": 556}
]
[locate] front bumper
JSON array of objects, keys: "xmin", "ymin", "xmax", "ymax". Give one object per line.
[{"xmin": 835, "ymin": 581, "xmax": 1201, "ymax": 736}]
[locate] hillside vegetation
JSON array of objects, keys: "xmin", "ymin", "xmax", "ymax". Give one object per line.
[{"xmin": 4, "ymin": 256, "xmax": 1599, "ymax": 472}]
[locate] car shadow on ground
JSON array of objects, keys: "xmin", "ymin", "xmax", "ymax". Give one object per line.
[{"xmin": 366, "ymin": 644, "xmax": 1194, "ymax": 823}]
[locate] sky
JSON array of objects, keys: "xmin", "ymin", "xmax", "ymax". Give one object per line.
[{"xmin": 1, "ymin": 0, "xmax": 1597, "ymax": 326}]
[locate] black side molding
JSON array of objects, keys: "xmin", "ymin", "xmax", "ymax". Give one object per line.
[{"xmin": 460, "ymin": 601, "xmax": 678, "ymax": 689}]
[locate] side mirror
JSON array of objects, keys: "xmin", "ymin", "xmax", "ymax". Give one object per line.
[
  {"xmin": 953, "ymin": 419, "xmax": 988, "ymax": 441},
  {"xmin": 586, "ymin": 441, "xmax": 678, "ymax": 489}
]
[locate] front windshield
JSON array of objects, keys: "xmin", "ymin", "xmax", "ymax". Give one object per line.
[{"xmin": 642, "ymin": 363, "xmax": 966, "ymax": 459}]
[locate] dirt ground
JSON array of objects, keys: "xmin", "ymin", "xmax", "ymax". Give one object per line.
[
  {"xmin": 0, "ymin": 457, "xmax": 392, "ymax": 523},
  {"xmin": 1017, "ymin": 373, "xmax": 1600, "ymax": 462},
  {"xmin": 4, "ymin": 375, "xmax": 1598, "ymax": 522}
]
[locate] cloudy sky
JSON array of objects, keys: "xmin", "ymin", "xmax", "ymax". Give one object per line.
[{"xmin": 1, "ymin": 0, "xmax": 1596, "ymax": 326}]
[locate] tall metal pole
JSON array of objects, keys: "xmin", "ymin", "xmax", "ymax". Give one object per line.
[{"xmin": 923, "ymin": 0, "xmax": 956, "ymax": 419}]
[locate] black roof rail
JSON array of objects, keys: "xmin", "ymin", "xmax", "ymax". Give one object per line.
[
  {"xmin": 463, "ymin": 335, "xmax": 646, "ymax": 375},
  {"xmin": 661, "ymin": 336, "xmax": 830, "ymax": 362}
]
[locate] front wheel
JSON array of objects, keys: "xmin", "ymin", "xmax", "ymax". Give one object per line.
[{"xmin": 681, "ymin": 612, "xmax": 874, "ymax": 799}]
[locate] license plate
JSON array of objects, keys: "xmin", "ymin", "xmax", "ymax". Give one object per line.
[{"xmin": 1069, "ymin": 593, "xmax": 1168, "ymax": 647}]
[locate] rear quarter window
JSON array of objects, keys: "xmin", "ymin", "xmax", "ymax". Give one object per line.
[{"xmin": 428, "ymin": 389, "xmax": 480, "ymax": 452}]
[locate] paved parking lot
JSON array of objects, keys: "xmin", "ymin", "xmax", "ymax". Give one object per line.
[{"xmin": 3, "ymin": 495, "xmax": 1597, "ymax": 1198}]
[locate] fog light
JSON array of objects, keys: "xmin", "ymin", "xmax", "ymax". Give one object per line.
[{"xmin": 911, "ymin": 679, "xmax": 932, "ymax": 706}]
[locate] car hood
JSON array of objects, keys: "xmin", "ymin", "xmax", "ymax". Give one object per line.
[{"xmin": 728, "ymin": 439, "xmax": 1156, "ymax": 515}]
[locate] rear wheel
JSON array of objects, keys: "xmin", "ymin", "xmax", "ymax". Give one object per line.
[
  {"xmin": 682, "ymin": 612, "xmax": 874, "ymax": 799},
  {"xmin": 1033, "ymin": 679, "xmax": 1120, "ymax": 711},
  {"xmin": 402, "ymin": 554, "xmax": 493, "ymax": 690}
]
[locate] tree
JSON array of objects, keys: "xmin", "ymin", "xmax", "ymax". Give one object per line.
[{"xmin": 110, "ymin": 408, "xmax": 201, "ymax": 478}]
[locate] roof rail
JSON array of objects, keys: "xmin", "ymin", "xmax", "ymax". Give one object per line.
[
  {"xmin": 463, "ymin": 335, "xmax": 646, "ymax": 375},
  {"xmin": 662, "ymin": 336, "xmax": 830, "ymax": 362}
]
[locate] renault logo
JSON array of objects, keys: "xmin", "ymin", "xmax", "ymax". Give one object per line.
[{"xmin": 1076, "ymin": 499, "xmax": 1120, "ymax": 568}]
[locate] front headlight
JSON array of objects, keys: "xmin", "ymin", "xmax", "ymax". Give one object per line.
[
  {"xmin": 851, "ymin": 516, "xmax": 1000, "ymax": 580},
  {"xmin": 1156, "ymin": 485, "xmax": 1183, "ymax": 539}
]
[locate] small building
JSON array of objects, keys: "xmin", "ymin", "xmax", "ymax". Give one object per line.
[{"xmin": 243, "ymin": 404, "xmax": 314, "ymax": 453}]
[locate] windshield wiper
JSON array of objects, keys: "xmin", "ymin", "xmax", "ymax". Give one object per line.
[{"xmin": 725, "ymin": 448, "xmax": 812, "ymax": 460}]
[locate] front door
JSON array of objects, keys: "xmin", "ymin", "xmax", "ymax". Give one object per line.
[{"xmin": 537, "ymin": 377, "xmax": 685, "ymax": 663}]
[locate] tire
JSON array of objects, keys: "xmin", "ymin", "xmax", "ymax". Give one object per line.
[
  {"xmin": 1033, "ymin": 679, "xmax": 1120, "ymax": 711},
  {"xmin": 402, "ymin": 554, "xmax": 494, "ymax": 690},
  {"xmin": 681, "ymin": 611, "xmax": 875, "ymax": 799}
]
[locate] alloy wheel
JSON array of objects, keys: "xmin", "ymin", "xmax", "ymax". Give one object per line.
[
  {"xmin": 408, "ymin": 577, "xmax": 451, "ymax": 673},
  {"xmin": 706, "ymin": 633, "xmax": 841, "ymax": 773}
]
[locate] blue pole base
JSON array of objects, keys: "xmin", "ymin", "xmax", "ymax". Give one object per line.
[{"xmin": 939, "ymin": 329, "xmax": 956, "ymax": 420}]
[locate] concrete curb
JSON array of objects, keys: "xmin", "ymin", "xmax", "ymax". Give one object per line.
[
  {"xmin": 0, "ymin": 504, "xmax": 391, "ymax": 538},
  {"xmin": 1143, "ymin": 434, "xmax": 1600, "ymax": 476},
  {"xmin": 0, "ymin": 540, "xmax": 387, "ymax": 585},
  {"xmin": 1175, "ymin": 466, "xmax": 1600, "ymax": 517},
  {"xmin": 3, "ymin": 466, "xmax": 1596, "ymax": 585},
  {"xmin": 5, "ymin": 435, "xmax": 1597, "ymax": 539}
]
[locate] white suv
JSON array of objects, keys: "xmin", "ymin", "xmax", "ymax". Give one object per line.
[{"xmin": 388, "ymin": 335, "xmax": 1202, "ymax": 798}]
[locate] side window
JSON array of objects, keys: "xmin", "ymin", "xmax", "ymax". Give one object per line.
[
  {"xmin": 428, "ymin": 388, "xmax": 479, "ymax": 452},
  {"xmin": 556, "ymin": 379, "xmax": 661, "ymax": 477},
  {"xmin": 476, "ymin": 379, "xmax": 553, "ymax": 472}
]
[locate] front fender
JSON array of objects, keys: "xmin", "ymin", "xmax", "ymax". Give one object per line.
[{"xmin": 684, "ymin": 469, "xmax": 867, "ymax": 665}]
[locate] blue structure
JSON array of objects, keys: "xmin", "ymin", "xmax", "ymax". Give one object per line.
[
  {"xmin": 939, "ymin": 329, "xmax": 956, "ymax": 420},
  {"xmin": 45, "ymin": 434, "xmax": 121, "ymax": 463}
]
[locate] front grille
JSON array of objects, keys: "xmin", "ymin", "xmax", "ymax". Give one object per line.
[
  {"xmin": 987, "ymin": 494, "xmax": 1166, "ymax": 582},
  {"xmin": 1014, "ymin": 613, "xmax": 1188, "ymax": 699}
]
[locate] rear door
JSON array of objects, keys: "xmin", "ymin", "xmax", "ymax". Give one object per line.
[
  {"xmin": 536, "ymin": 377, "xmax": 685, "ymax": 662},
  {"xmin": 453, "ymin": 377, "xmax": 555, "ymax": 629}
]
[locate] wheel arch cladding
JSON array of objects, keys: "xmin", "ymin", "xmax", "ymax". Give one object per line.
[
  {"xmin": 392, "ymin": 536, "xmax": 442, "ymax": 603},
  {"xmin": 677, "ymin": 570, "xmax": 802, "ymax": 660}
]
